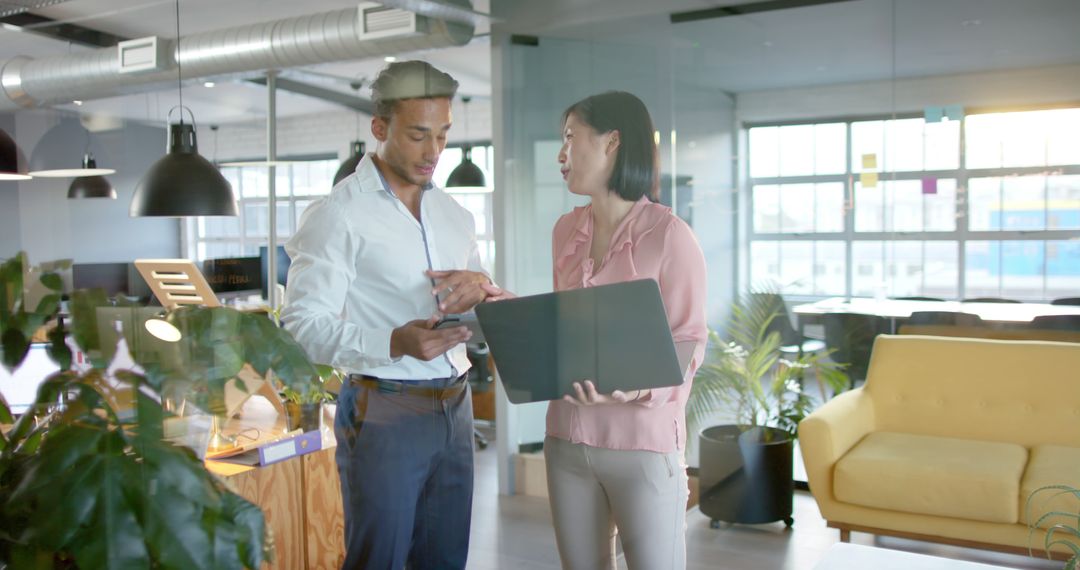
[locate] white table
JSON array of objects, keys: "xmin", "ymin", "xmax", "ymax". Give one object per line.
[
  {"xmin": 814, "ymin": 543, "xmax": 1016, "ymax": 569},
  {"xmin": 794, "ymin": 297, "xmax": 1080, "ymax": 324}
]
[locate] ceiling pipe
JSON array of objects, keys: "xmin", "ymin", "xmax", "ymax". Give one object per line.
[{"xmin": 0, "ymin": 2, "xmax": 474, "ymax": 111}]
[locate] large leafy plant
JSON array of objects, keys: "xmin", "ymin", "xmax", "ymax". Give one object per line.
[
  {"xmin": 687, "ymin": 291, "xmax": 848, "ymax": 443},
  {"xmin": 0, "ymin": 252, "xmax": 324, "ymax": 569},
  {"xmin": 1027, "ymin": 485, "xmax": 1080, "ymax": 569}
]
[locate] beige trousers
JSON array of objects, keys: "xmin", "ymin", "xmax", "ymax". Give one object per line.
[{"xmin": 545, "ymin": 436, "xmax": 689, "ymax": 570}]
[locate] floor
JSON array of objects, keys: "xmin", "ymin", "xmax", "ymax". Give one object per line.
[{"xmin": 464, "ymin": 431, "xmax": 1063, "ymax": 570}]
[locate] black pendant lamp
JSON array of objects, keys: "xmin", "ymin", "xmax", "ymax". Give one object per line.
[
  {"xmin": 334, "ymin": 140, "xmax": 365, "ymax": 185},
  {"xmin": 0, "ymin": 128, "xmax": 31, "ymax": 181},
  {"xmin": 130, "ymin": 117, "xmax": 236, "ymax": 216},
  {"xmin": 68, "ymin": 155, "xmax": 116, "ymax": 199},
  {"xmin": 29, "ymin": 120, "xmax": 116, "ymax": 178},
  {"xmin": 446, "ymin": 96, "xmax": 488, "ymax": 191},
  {"xmin": 130, "ymin": 0, "xmax": 236, "ymax": 217}
]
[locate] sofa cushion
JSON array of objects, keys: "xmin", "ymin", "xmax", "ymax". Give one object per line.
[
  {"xmin": 834, "ymin": 432, "xmax": 1028, "ymax": 524},
  {"xmin": 1021, "ymin": 445, "xmax": 1080, "ymax": 528}
]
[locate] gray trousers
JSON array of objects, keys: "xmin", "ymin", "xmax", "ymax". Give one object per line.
[{"xmin": 545, "ymin": 436, "xmax": 689, "ymax": 570}]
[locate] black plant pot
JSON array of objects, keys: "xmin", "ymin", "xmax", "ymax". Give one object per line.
[
  {"xmin": 285, "ymin": 402, "xmax": 322, "ymax": 433},
  {"xmin": 699, "ymin": 425, "xmax": 794, "ymax": 527}
]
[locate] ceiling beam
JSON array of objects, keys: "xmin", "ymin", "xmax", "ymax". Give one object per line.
[
  {"xmin": 671, "ymin": 0, "xmax": 858, "ymax": 24},
  {"xmin": 247, "ymin": 76, "xmax": 374, "ymax": 115},
  {"xmin": 0, "ymin": 12, "xmax": 126, "ymax": 47}
]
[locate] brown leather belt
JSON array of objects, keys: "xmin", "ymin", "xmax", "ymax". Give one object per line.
[{"xmin": 349, "ymin": 374, "xmax": 467, "ymax": 401}]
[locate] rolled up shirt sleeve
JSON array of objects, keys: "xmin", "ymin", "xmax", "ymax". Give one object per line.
[
  {"xmin": 634, "ymin": 219, "xmax": 708, "ymax": 408},
  {"xmin": 281, "ymin": 200, "xmax": 397, "ymax": 371}
]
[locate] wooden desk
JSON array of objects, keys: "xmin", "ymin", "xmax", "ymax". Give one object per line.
[{"xmin": 205, "ymin": 400, "xmax": 345, "ymax": 570}]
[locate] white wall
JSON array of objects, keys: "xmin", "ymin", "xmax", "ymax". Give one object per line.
[
  {"xmin": 2, "ymin": 110, "xmax": 180, "ymax": 266},
  {"xmin": 735, "ymin": 63, "xmax": 1080, "ymax": 123}
]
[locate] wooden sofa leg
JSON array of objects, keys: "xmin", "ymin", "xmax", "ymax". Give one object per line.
[{"xmin": 839, "ymin": 528, "xmax": 851, "ymax": 542}]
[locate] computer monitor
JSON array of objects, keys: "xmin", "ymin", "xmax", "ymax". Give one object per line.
[
  {"xmin": 202, "ymin": 257, "xmax": 262, "ymax": 300},
  {"xmin": 73, "ymin": 262, "xmax": 130, "ymax": 297},
  {"xmin": 259, "ymin": 245, "xmax": 291, "ymax": 300},
  {"xmin": 0, "ymin": 344, "xmax": 61, "ymax": 415}
]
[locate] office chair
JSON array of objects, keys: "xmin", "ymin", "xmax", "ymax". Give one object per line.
[
  {"xmin": 1030, "ymin": 315, "xmax": 1080, "ymax": 332},
  {"xmin": 1051, "ymin": 297, "xmax": 1080, "ymax": 306},
  {"xmin": 751, "ymin": 292, "xmax": 826, "ymax": 355},
  {"xmin": 906, "ymin": 311, "xmax": 984, "ymax": 327},
  {"xmin": 823, "ymin": 313, "xmax": 891, "ymax": 390}
]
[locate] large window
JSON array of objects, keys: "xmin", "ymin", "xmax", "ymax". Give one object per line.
[
  {"xmin": 747, "ymin": 108, "xmax": 1080, "ymax": 300},
  {"xmin": 186, "ymin": 146, "xmax": 496, "ymax": 275}
]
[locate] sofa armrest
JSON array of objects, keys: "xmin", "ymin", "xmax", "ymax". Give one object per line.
[{"xmin": 798, "ymin": 388, "xmax": 876, "ymax": 518}]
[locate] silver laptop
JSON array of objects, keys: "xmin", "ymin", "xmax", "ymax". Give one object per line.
[{"xmin": 476, "ymin": 279, "xmax": 694, "ymax": 404}]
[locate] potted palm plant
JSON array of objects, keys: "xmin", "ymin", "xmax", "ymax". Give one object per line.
[
  {"xmin": 0, "ymin": 252, "xmax": 324, "ymax": 568},
  {"xmin": 687, "ymin": 291, "xmax": 847, "ymax": 529}
]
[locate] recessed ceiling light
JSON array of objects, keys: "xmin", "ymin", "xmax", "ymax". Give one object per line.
[
  {"xmin": 204, "ymin": 81, "xmax": 215, "ymax": 88},
  {"xmin": 961, "ymin": 19, "xmax": 981, "ymax": 27},
  {"xmin": 384, "ymin": 56, "xmax": 397, "ymax": 63},
  {"xmin": 762, "ymin": 40, "xmax": 774, "ymax": 48},
  {"xmin": 1, "ymin": 23, "xmax": 21, "ymax": 32},
  {"xmin": 73, "ymin": 100, "xmax": 83, "ymax": 106}
]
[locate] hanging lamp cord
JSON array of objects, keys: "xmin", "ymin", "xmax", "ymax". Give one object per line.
[{"xmin": 175, "ymin": 0, "xmax": 184, "ymax": 125}]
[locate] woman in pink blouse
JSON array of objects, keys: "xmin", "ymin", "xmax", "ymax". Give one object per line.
[{"xmin": 485, "ymin": 91, "xmax": 707, "ymax": 569}]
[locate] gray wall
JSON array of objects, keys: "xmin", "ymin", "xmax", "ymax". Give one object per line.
[{"xmin": 3, "ymin": 110, "xmax": 180, "ymax": 265}]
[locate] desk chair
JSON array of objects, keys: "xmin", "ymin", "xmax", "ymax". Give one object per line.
[
  {"xmin": 823, "ymin": 313, "xmax": 890, "ymax": 390},
  {"xmin": 1030, "ymin": 315, "xmax": 1080, "ymax": 332},
  {"xmin": 907, "ymin": 311, "xmax": 984, "ymax": 327},
  {"xmin": 751, "ymin": 293, "xmax": 826, "ymax": 355}
]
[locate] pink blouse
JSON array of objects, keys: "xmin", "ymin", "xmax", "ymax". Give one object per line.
[{"xmin": 546, "ymin": 196, "xmax": 708, "ymax": 453}]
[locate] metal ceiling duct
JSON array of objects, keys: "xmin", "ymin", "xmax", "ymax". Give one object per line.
[
  {"xmin": 0, "ymin": 0, "xmax": 71, "ymax": 18},
  {"xmin": 0, "ymin": 2, "xmax": 474, "ymax": 110}
]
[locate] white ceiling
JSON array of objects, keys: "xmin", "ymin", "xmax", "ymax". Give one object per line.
[{"xmin": 2, "ymin": 0, "xmax": 1079, "ymax": 122}]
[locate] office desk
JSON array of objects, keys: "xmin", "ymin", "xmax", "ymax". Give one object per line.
[
  {"xmin": 205, "ymin": 400, "xmax": 345, "ymax": 570},
  {"xmin": 793, "ymin": 297, "xmax": 1080, "ymax": 333}
]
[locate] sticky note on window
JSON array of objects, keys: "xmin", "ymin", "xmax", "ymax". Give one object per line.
[
  {"xmin": 944, "ymin": 105, "xmax": 964, "ymax": 122},
  {"xmin": 861, "ymin": 153, "xmax": 877, "ymax": 170},
  {"xmin": 924, "ymin": 106, "xmax": 944, "ymax": 123},
  {"xmin": 860, "ymin": 172, "xmax": 878, "ymax": 188},
  {"xmin": 922, "ymin": 177, "xmax": 938, "ymax": 195}
]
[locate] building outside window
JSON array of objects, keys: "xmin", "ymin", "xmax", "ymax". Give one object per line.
[{"xmin": 747, "ymin": 107, "xmax": 1080, "ymax": 301}]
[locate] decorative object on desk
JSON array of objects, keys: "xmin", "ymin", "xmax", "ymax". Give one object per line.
[
  {"xmin": 687, "ymin": 290, "xmax": 847, "ymax": 530},
  {"xmin": 446, "ymin": 96, "xmax": 489, "ymax": 192},
  {"xmin": 1026, "ymin": 485, "xmax": 1080, "ymax": 569},
  {"xmin": 281, "ymin": 364, "xmax": 339, "ymax": 433},
  {"xmin": 0, "ymin": 253, "xmax": 270, "ymax": 569}
]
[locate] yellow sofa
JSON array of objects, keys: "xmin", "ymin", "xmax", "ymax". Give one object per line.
[{"xmin": 799, "ymin": 335, "xmax": 1080, "ymax": 559}]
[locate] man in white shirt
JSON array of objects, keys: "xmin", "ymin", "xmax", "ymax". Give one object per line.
[{"xmin": 282, "ymin": 61, "xmax": 491, "ymax": 570}]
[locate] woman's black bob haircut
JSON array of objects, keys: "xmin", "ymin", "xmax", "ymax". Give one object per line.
[{"xmin": 562, "ymin": 91, "xmax": 659, "ymax": 202}]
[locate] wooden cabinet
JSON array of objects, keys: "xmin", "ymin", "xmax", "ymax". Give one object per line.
[{"xmin": 205, "ymin": 401, "xmax": 345, "ymax": 569}]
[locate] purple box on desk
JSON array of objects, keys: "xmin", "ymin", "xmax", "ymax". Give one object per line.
[{"xmin": 257, "ymin": 431, "xmax": 322, "ymax": 466}]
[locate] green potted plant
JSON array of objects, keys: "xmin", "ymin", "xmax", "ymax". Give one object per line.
[
  {"xmin": 281, "ymin": 365, "xmax": 340, "ymax": 433},
  {"xmin": 687, "ymin": 291, "xmax": 847, "ymax": 529},
  {"xmin": 1027, "ymin": 485, "xmax": 1080, "ymax": 568},
  {"xmin": 0, "ymin": 252, "xmax": 325, "ymax": 568}
]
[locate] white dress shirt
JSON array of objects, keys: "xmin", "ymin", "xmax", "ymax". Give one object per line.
[{"xmin": 281, "ymin": 153, "xmax": 484, "ymax": 380}]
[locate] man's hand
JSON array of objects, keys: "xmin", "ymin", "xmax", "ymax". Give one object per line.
[
  {"xmin": 480, "ymin": 282, "xmax": 517, "ymax": 302},
  {"xmin": 562, "ymin": 380, "xmax": 642, "ymax": 406},
  {"xmin": 427, "ymin": 270, "xmax": 492, "ymax": 314},
  {"xmin": 390, "ymin": 316, "xmax": 472, "ymax": 361}
]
